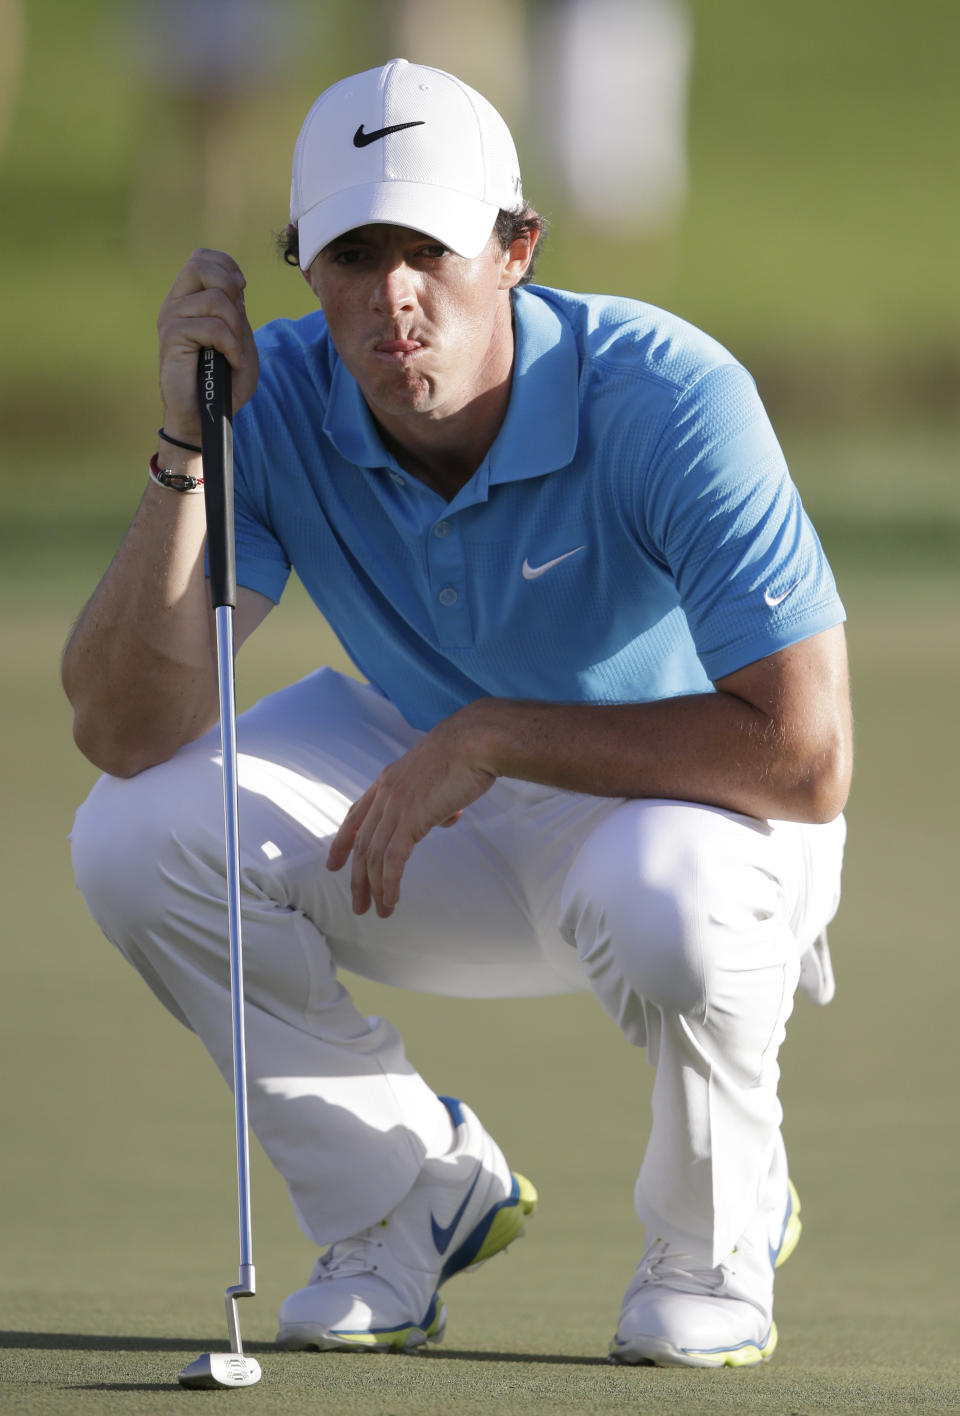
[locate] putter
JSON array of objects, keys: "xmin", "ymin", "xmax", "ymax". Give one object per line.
[{"xmin": 178, "ymin": 349, "xmax": 262, "ymax": 1391}]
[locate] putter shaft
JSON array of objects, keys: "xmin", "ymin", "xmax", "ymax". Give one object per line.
[{"xmin": 216, "ymin": 604, "xmax": 255, "ymax": 1301}]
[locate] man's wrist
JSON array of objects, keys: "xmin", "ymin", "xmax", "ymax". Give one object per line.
[
  {"xmin": 159, "ymin": 419, "xmax": 203, "ymax": 451},
  {"xmin": 153, "ymin": 433, "xmax": 202, "ymax": 470},
  {"xmin": 150, "ymin": 420, "xmax": 204, "ymax": 495},
  {"xmin": 454, "ymin": 697, "xmax": 515, "ymax": 778},
  {"xmin": 158, "ymin": 426, "xmax": 202, "ymax": 454},
  {"xmin": 149, "ymin": 452, "xmax": 204, "ymax": 494}
]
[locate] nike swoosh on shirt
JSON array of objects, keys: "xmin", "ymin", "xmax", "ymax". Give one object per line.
[
  {"xmin": 430, "ymin": 1170, "xmax": 481, "ymax": 1255},
  {"xmin": 521, "ymin": 546, "xmax": 585, "ymax": 580},
  {"xmin": 353, "ymin": 121, "xmax": 425, "ymax": 148},
  {"xmin": 763, "ymin": 580, "xmax": 801, "ymax": 608}
]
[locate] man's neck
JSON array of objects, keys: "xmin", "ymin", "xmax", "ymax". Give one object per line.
[{"xmin": 375, "ymin": 372, "xmax": 513, "ymax": 501}]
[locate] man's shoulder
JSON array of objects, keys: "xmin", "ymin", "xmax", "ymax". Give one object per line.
[
  {"xmin": 253, "ymin": 308, "xmax": 334, "ymax": 391},
  {"xmin": 255, "ymin": 306, "xmax": 329, "ymax": 354},
  {"xmin": 233, "ymin": 309, "xmax": 335, "ymax": 455},
  {"xmin": 522, "ymin": 284, "xmax": 742, "ymax": 397}
]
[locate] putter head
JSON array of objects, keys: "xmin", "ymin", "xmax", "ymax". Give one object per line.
[{"xmin": 178, "ymin": 1352, "xmax": 262, "ymax": 1388}]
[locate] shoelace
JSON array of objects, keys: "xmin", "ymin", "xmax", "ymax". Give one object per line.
[
  {"xmin": 632, "ymin": 1238, "xmax": 730, "ymax": 1295},
  {"xmin": 310, "ymin": 1227, "xmax": 387, "ymax": 1283}
]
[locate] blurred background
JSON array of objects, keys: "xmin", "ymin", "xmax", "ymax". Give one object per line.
[
  {"xmin": 1, "ymin": 0, "xmax": 957, "ymax": 1406},
  {"xmin": 1, "ymin": 0, "xmax": 956, "ymax": 571}
]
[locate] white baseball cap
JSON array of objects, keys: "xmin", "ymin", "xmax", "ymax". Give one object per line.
[{"xmin": 290, "ymin": 58, "xmax": 524, "ymax": 270}]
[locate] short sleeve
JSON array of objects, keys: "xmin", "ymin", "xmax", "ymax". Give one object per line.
[
  {"xmin": 640, "ymin": 363, "xmax": 844, "ymax": 680},
  {"xmin": 232, "ymin": 484, "xmax": 291, "ymax": 604}
]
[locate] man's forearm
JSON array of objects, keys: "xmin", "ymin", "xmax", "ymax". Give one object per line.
[
  {"xmin": 65, "ymin": 248, "xmax": 265, "ymax": 776},
  {"xmin": 326, "ymin": 631, "xmax": 851, "ymax": 920},
  {"xmin": 62, "ymin": 470, "xmax": 218, "ymax": 776},
  {"xmin": 457, "ymin": 689, "xmax": 848, "ymax": 825}
]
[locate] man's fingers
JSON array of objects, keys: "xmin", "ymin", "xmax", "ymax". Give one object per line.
[
  {"xmin": 355, "ymin": 834, "xmax": 410, "ymax": 919},
  {"xmin": 350, "ymin": 870, "xmax": 373, "ymax": 917},
  {"xmin": 325, "ymin": 832, "xmax": 350, "ymax": 872},
  {"xmin": 378, "ymin": 840, "xmax": 410, "ymax": 915},
  {"xmin": 159, "ymin": 287, "xmax": 249, "ymax": 362},
  {"xmin": 333, "ymin": 787, "xmax": 416, "ymax": 919},
  {"xmin": 165, "ymin": 248, "xmax": 246, "ymax": 301},
  {"xmin": 166, "ymin": 285, "xmax": 247, "ymax": 330},
  {"xmin": 349, "ymin": 828, "xmax": 373, "ymax": 914},
  {"xmin": 162, "ymin": 316, "xmax": 248, "ymax": 372},
  {"xmin": 326, "ymin": 793, "xmax": 370, "ymax": 872},
  {"xmin": 350, "ymin": 803, "xmax": 394, "ymax": 916}
]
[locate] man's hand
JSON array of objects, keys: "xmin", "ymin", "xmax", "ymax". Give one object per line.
[
  {"xmin": 326, "ymin": 713, "xmax": 496, "ymax": 918},
  {"xmin": 157, "ymin": 249, "xmax": 260, "ymax": 443}
]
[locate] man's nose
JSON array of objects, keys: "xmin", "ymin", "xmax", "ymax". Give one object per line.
[{"xmin": 370, "ymin": 262, "xmax": 416, "ymax": 317}]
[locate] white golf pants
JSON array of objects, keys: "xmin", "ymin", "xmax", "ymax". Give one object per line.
[{"xmin": 70, "ymin": 668, "xmax": 845, "ymax": 1267}]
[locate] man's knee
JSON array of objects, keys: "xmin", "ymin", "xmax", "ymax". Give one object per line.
[
  {"xmin": 560, "ymin": 800, "xmax": 783, "ymax": 1019},
  {"xmin": 70, "ymin": 747, "xmax": 223, "ymax": 943}
]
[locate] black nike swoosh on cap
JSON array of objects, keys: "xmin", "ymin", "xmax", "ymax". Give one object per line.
[{"xmin": 353, "ymin": 121, "xmax": 425, "ymax": 148}]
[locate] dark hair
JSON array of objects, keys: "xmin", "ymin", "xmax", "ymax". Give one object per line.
[
  {"xmin": 493, "ymin": 206, "xmax": 547, "ymax": 285},
  {"xmin": 277, "ymin": 204, "xmax": 546, "ymax": 285}
]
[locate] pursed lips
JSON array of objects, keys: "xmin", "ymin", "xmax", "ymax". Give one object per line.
[{"xmin": 373, "ymin": 337, "xmax": 426, "ymax": 365}]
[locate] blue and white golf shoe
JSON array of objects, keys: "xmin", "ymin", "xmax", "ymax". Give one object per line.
[{"xmin": 276, "ymin": 1097, "xmax": 536, "ymax": 1352}]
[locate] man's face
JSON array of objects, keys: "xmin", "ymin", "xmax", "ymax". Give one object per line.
[{"xmin": 303, "ymin": 224, "xmax": 523, "ymax": 432}]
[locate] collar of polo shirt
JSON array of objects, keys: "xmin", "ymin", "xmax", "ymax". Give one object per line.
[{"xmin": 322, "ymin": 288, "xmax": 580, "ymax": 496}]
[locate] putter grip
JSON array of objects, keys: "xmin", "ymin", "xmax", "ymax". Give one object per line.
[{"xmin": 198, "ymin": 348, "xmax": 236, "ymax": 610}]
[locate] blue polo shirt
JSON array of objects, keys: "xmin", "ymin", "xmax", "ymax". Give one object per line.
[{"xmin": 232, "ymin": 285, "xmax": 843, "ymax": 732}]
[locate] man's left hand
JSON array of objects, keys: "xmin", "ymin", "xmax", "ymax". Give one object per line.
[{"xmin": 326, "ymin": 713, "xmax": 496, "ymax": 918}]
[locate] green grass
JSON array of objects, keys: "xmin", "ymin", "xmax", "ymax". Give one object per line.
[{"xmin": 1, "ymin": 552, "xmax": 959, "ymax": 1413}]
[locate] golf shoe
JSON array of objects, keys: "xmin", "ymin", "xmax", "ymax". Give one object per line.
[
  {"xmin": 610, "ymin": 1144, "xmax": 801, "ymax": 1367},
  {"xmin": 277, "ymin": 1096, "xmax": 536, "ymax": 1352}
]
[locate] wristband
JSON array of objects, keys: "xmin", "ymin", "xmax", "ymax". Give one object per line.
[
  {"xmin": 158, "ymin": 427, "xmax": 203, "ymax": 453},
  {"xmin": 149, "ymin": 452, "xmax": 204, "ymax": 494}
]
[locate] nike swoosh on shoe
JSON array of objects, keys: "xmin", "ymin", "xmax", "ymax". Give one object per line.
[{"xmin": 430, "ymin": 1170, "xmax": 481, "ymax": 1254}]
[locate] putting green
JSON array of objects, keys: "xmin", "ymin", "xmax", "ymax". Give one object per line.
[{"xmin": 1, "ymin": 562, "xmax": 958, "ymax": 1413}]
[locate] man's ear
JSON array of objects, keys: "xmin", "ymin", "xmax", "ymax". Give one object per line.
[{"xmin": 499, "ymin": 228, "xmax": 539, "ymax": 290}]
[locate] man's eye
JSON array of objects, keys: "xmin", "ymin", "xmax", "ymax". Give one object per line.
[
  {"xmin": 329, "ymin": 248, "xmax": 366, "ymax": 265},
  {"xmin": 418, "ymin": 244, "xmax": 448, "ymax": 259}
]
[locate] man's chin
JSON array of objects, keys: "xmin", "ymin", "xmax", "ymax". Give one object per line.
[{"xmin": 364, "ymin": 378, "xmax": 437, "ymax": 421}]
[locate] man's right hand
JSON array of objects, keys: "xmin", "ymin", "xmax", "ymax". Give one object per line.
[{"xmin": 157, "ymin": 249, "xmax": 260, "ymax": 444}]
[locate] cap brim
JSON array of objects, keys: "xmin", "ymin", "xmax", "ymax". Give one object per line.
[{"xmin": 297, "ymin": 181, "xmax": 501, "ymax": 268}]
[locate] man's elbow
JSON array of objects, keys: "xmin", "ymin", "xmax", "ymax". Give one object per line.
[
  {"xmin": 70, "ymin": 709, "xmax": 186, "ymax": 779},
  {"xmin": 790, "ymin": 730, "xmax": 853, "ymax": 824},
  {"xmin": 72, "ymin": 718, "xmax": 152, "ymax": 778}
]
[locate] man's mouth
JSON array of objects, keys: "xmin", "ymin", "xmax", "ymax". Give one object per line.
[{"xmin": 374, "ymin": 339, "xmax": 423, "ymax": 356}]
